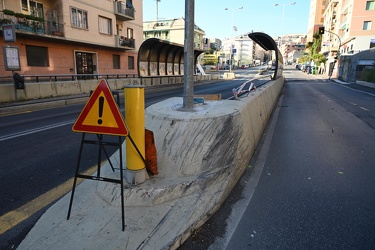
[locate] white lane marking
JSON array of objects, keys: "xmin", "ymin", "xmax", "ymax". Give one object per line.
[
  {"xmin": 0, "ymin": 120, "xmax": 75, "ymax": 142},
  {"xmin": 360, "ymin": 107, "xmax": 370, "ymax": 111}
]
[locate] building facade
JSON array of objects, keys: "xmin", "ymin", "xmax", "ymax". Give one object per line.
[
  {"xmin": 321, "ymin": 0, "xmax": 375, "ymax": 55},
  {"xmin": 318, "ymin": 0, "xmax": 375, "ymax": 79},
  {"xmin": 0, "ymin": 0, "xmax": 142, "ymax": 79},
  {"xmin": 279, "ymin": 34, "xmax": 307, "ymax": 64},
  {"xmin": 143, "ymin": 18, "xmax": 205, "ymax": 50},
  {"xmin": 307, "ymin": 0, "xmax": 327, "ymax": 43},
  {"xmin": 220, "ymin": 35, "xmax": 258, "ymax": 68}
]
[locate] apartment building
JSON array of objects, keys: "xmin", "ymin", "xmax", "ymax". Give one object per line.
[
  {"xmin": 322, "ymin": 0, "xmax": 375, "ymax": 55},
  {"xmin": 143, "ymin": 18, "xmax": 205, "ymax": 50},
  {"xmin": 220, "ymin": 36, "xmax": 259, "ymax": 67},
  {"xmin": 280, "ymin": 34, "xmax": 307, "ymax": 64},
  {"xmin": 307, "ymin": 0, "xmax": 327, "ymax": 43},
  {"xmin": 0, "ymin": 0, "xmax": 142, "ymax": 78}
]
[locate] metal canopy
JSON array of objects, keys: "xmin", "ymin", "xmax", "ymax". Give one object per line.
[
  {"xmin": 137, "ymin": 38, "xmax": 204, "ymax": 77},
  {"xmin": 248, "ymin": 32, "xmax": 283, "ymax": 80}
]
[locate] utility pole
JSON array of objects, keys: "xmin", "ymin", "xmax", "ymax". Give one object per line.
[
  {"xmin": 224, "ymin": 7, "xmax": 243, "ymax": 72},
  {"xmin": 156, "ymin": 0, "xmax": 160, "ymax": 20},
  {"xmin": 182, "ymin": 0, "xmax": 194, "ymax": 109}
]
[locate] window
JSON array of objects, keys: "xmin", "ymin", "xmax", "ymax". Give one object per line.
[
  {"xmin": 366, "ymin": 1, "xmax": 375, "ymax": 10},
  {"xmin": 128, "ymin": 56, "xmax": 134, "ymax": 70},
  {"xmin": 363, "ymin": 21, "xmax": 372, "ymax": 30},
  {"xmin": 21, "ymin": 0, "xmax": 28, "ymax": 11},
  {"xmin": 30, "ymin": 1, "xmax": 44, "ymax": 18},
  {"xmin": 71, "ymin": 7, "xmax": 88, "ymax": 29},
  {"xmin": 99, "ymin": 16, "xmax": 112, "ymax": 35},
  {"xmin": 127, "ymin": 28, "xmax": 133, "ymax": 39},
  {"xmin": 113, "ymin": 55, "xmax": 120, "ymax": 69},
  {"xmin": 26, "ymin": 45, "xmax": 49, "ymax": 66}
]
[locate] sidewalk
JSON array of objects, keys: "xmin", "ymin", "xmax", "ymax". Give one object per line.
[
  {"xmin": 331, "ymin": 78, "xmax": 375, "ymax": 96},
  {"xmin": 305, "ymin": 71, "xmax": 375, "ymax": 96}
]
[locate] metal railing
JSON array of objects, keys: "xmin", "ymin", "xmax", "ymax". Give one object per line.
[
  {"xmin": 114, "ymin": 1, "xmax": 135, "ymax": 20},
  {"xmin": 0, "ymin": 73, "xmax": 138, "ymax": 84},
  {"xmin": 0, "ymin": 12, "xmax": 65, "ymax": 37},
  {"xmin": 116, "ymin": 35, "xmax": 135, "ymax": 48}
]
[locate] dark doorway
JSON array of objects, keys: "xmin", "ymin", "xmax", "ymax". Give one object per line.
[{"xmin": 76, "ymin": 52, "xmax": 94, "ymax": 79}]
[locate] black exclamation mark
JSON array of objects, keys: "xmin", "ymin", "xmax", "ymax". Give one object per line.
[{"xmin": 98, "ymin": 96, "xmax": 104, "ymax": 125}]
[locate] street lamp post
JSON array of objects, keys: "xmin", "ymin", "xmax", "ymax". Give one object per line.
[
  {"xmin": 225, "ymin": 7, "xmax": 243, "ymax": 72},
  {"xmin": 156, "ymin": 0, "xmax": 161, "ymax": 20},
  {"xmin": 273, "ymin": 2, "xmax": 296, "ymax": 62}
]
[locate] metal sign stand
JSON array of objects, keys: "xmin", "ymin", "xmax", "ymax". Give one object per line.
[
  {"xmin": 67, "ymin": 132, "xmax": 126, "ymax": 231},
  {"xmin": 68, "ymin": 91, "xmax": 127, "ymax": 231}
]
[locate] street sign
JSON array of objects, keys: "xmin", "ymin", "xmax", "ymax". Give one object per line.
[
  {"xmin": 72, "ymin": 79, "xmax": 128, "ymax": 136},
  {"xmin": 3, "ymin": 45, "xmax": 20, "ymax": 71},
  {"xmin": 2, "ymin": 24, "xmax": 16, "ymax": 42}
]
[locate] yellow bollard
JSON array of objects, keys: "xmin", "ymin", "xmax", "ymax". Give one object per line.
[{"xmin": 124, "ymin": 85, "xmax": 146, "ymax": 184}]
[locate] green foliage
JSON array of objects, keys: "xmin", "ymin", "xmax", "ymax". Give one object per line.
[
  {"xmin": 299, "ymin": 54, "xmax": 311, "ymax": 64},
  {"xmin": 309, "ymin": 32, "xmax": 322, "ymax": 56},
  {"xmin": 312, "ymin": 54, "xmax": 327, "ymax": 64},
  {"xmin": 306, "ymin": 41, "xmax": 313, "ymax": 49},
  {"xmin": 0, "ymin": 18, "xmax": 11, "ymax": 24},
  {"xmin": 2, "ymin": 9, "xmax": 44, "ymax": 22},
  {"xmin": 205, "ymin": 48, "xmax": 214, "ymax": 54},
  {"xmin": 3, "ymin": 9, "xmax": 16, "ymax": 15},
  {"xmin": 302, "ymin": 32, "xmax": 325, "ymax": 65}
]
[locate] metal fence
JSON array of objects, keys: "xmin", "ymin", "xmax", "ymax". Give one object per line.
[{"xmin": 0, "ymin": 74, "xmax": 139, "ymax": 84}]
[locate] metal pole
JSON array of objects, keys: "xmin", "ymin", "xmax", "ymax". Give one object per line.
[
  {"xmin": 225, "ymin": 7, "xmax": 243, "ymax": 72},
  {"xmin": 182, "ymin": 0, "xmax": 195, "ymax": 109},
  {"xmin": 156, "ymin": 0, "xmax": 160, "ymax": 20},
  {"xmin": 230, "ymin": 9, "xmax": 234, "ymax": 72},
  {"xmin": 273, "ymin": 2, "xmax": 296, "ymax": 61},
  {"xmin": 280, "ymin": 4, "xmax": 285, "ymax": 48},
  {"xmin": 125, "ymin": 86, "xmax": 146, "ymax": 184}
]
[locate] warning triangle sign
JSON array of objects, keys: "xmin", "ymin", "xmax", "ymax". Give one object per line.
[{"xmin": 72, "ymin": 79, "xmax": 128, "ymax": 136}]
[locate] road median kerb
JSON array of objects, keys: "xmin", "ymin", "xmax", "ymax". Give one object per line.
[{"xmin": 18, "ymin": 77, "xmax": 284, "ymax": 249}]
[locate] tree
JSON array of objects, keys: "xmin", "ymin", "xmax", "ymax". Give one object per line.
[{"xmin": 301, "ymin": 32, "xmax": 325, "ymax": 65}]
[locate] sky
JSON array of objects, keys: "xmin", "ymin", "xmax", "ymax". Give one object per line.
[{"xmin": 142, "ymin": 0, "xmax": 310, "ymax": 39}]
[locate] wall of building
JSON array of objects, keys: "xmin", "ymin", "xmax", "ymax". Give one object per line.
[
  {"xmin": 340, "ymin": 48, "xmax": 375, "ymax": 83},
  {"xmin": 1, "ymin": 0, "xmax": 142, "ymax": 78}
]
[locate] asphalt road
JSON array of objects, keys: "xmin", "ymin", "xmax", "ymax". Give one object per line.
[
  {"xmin": 181, "ymin": 68, "xmax": 375, "ymax": 249},
  {"xmin": 0, "ymin": 68, "xmax": 263, "ymax": 249}
]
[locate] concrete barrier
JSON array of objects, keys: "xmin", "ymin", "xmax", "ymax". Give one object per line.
[
  {"xmin": 223, "ymin": 72, "xmax": 236, "ymax": 79},
  {"xmin": 95, "ymin": 77, "xmax": 284, "ymax": 245},
  {"xmin": 0, "ymin": 75, "xmax": 220, "ymax": 103},
  {"xmin": 16, "ymin": 77, "xmax": 284, "ymax": 250}
]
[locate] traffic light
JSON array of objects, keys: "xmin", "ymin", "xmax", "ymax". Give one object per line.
[{"xmin": 318, "ymin": 27, "xmax": 325, "ymax": 35}]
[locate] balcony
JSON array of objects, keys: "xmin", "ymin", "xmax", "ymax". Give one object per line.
[
  {"xmin": 115, "ymin": 35, "xmax": 135, "ymax": 49},
  {"xmin": 114, "ymin": 1, "xmax": 135, "ymax": 21},
  {"xmin": 0, "ymin": 11, "xmax": 64, "ymax": 37}
]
